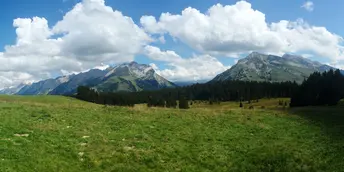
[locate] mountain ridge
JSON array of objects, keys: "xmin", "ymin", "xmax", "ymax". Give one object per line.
[
  {"xmin": 212, "ymin": 52, "xmax": 342, "ymax": 83},
  {"xmin": 1, "ymin": 62, "xmax": 176, "ymax": 95},
  {"xmin": 2, "ymin": 55, "xmax": 343, "ymax": 95}
]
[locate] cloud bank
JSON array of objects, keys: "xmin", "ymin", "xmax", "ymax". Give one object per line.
[
  {"xmin": 141, "ymin": 1, "xmax": 343, "ymax": 60},
  {"xmin": 0, "ymin": 0, "xmax": 343, "ymax": 88},
  {"xmin": 1, "ymin": 0, "xmax": 150, "ymax": 87}
]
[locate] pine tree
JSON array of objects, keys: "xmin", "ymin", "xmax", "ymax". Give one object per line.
[
  {"xmin": 147, "ymin": 96, "xmax": 153, "ymax": 107},
  {"xmin": 179, "ymin": 96, "xmax": 189, "ymax": 109}
]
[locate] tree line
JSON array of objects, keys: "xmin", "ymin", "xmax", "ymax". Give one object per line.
[
  {"xmin": 75, "ymin": 69, "xmax": 344, "ymax": 108},
  {"xmin": 75, "ymin": 80, "xmax": 298, "ymax": 109},
  {"xmin": 290, "ymin": 69, "xmax": 344, "ymax": 107}
]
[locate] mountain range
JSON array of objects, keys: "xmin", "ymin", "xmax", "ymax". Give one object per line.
[
  {"xmin": 0, "ymin": 83, "xmax": 27, "ymax": 95},
  {"xmin": 212, "ymin": 52, "xmax": 342, "ymax": 83},
  {"xmin": 0, "ymin": 62, "xmax": 176, "ymax": 95},
  {"xmin": 1, "ymin": 53, "xmax": 343, "ymax": 95}
]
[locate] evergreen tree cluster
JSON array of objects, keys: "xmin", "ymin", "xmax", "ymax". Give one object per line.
[
  {"xmin": 290, "ymin": 69, "xmax": 344, "ymax": 107},
  {"xmin": 183, "ymin": 80, "xmax": 298, "ymax": 102},
  {"xmin": 147, "ymin": 96, "xmax": 167, "ymax": 108},
  {"xmin": 75, "ymin": 80, "xmax": 298, "ymax": 108},
  {"xmin": 74, "ymin": 70, "xmax": 344, "ymax": 108},
  {"xmin": 76, "ymin": 86, "xmax": 135, "ymax": 107},
  {"xmin": 178, "ymin": 96, "xmax": 189, "ymax": 109}
]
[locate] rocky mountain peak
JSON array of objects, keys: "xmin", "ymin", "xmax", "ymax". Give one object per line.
[
  {"xmin": 212, "ymin": 52, "xmax": 340, "ymax": 83},
  {"xmin": 1, "ymin": 62, "xmax": 176, "ymax": 95}
]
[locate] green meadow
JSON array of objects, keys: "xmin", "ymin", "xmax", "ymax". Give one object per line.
[{"xmin": 1, "ymin": 96, "xmax": 343, "ymax": 171}]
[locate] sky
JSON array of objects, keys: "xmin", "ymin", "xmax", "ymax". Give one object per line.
[{"xmin": 1, "ymin": 0, "xmax": 344, "ymax": 88}]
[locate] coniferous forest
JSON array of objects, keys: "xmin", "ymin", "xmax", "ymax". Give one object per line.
[
  {"xmin": 75, "ymin": 80, "xmax": 298, "ymax": 109},
  {"xmin": 75, "ymin": 69, "xmax": 344, "ymax": 108},
  {"xmin": 290, "ymin": 69, "xmax": 344, "ymax": 107}
]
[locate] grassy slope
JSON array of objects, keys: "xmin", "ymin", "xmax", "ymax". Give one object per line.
[
  {"xmin": 96, "ymin": 76, "xmax": 142, "ymax": 92},
  {"xmin": 1, "ymin": 96, "xmax": 344, "ymax": 171}
]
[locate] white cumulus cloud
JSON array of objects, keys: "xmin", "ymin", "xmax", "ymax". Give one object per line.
[
  {"xmin": 0, "ymin": 0, "xmax": 151, "ymax": 88},
  {"xmin": 141, "ymin": 1, "xmax": 343, "ymax": 61},
  {"xmin": 1, "ymin": 0, "xmax": 344, "ymax": 88},
  {"xmin": 144, "ymin": 45, "xmax": 230, "ymax": 82},
  {"xmin": 53, "ymin": 0, "xmax": 151, "ymax": 60}
]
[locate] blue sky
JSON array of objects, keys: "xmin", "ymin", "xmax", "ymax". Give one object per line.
[{"xmin": 0, "ymin": 0, "xmax": 344, "ymax": 87}]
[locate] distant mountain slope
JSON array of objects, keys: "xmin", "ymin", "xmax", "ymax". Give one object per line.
[
  {"xmin": 17, "ymin": 76, "xmax": 70, "ymax": 95},
  {"xmin": 49, "ymin": 69, "xmax": 108, "ymax": 95},
  {"xmin": 0, "ymin": 83, "xmax": 27, "ymax": 95},
  {"xmin": 212, "ymin": 52, "xmax": 339, "ymax": 83},
  {"xmin": 10, "ymin": 62, "xmax": 176, "ymax": 95}
]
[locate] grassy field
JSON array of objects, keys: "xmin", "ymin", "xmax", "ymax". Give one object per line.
[{"xmin": 1, "ymin": 96, "xmax": 344, "ymax": 171}]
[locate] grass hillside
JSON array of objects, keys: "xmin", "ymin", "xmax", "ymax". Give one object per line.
[{"xmin": 1, "ymin": 96, "xmax": 344, "ymax": 171}]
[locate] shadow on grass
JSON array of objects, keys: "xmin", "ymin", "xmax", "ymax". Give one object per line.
[
  {"xmin": 285, "ymin": 106, "xmax": 344, "ymax": 170},
  {"xmin": 288, "ymin": 106, "xmax": 344, "ymax": 139}
]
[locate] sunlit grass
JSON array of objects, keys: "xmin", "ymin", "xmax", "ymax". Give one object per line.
[{"xmin": 1, "ymin": 96, "xmax": 343, "ymax": 171}]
